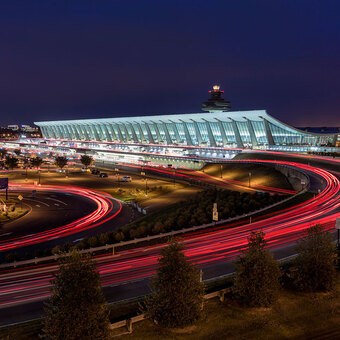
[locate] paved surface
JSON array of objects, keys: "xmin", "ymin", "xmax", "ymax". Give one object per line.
[{"xmin": 0, "ymin": 188, "xmax": 131, "ymax": 261}]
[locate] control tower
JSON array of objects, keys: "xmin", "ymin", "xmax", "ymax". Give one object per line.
[{"xmin": 201, "ymin": 85, "xmax": 231, "ymax": 112}]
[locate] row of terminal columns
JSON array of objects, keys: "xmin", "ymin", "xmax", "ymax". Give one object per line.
[{"xmin": 39, "ymin": 119, "xmax": 277, "ymax": 147}]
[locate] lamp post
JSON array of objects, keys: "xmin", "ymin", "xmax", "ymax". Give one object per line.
[
  {"xmin": 220, "ymin": 164, "xmax": 223, "ymax": 178},
  {"xmin": 115, "ymin": 168, "xmax": 119, "ymax": 182},
  {"xmin": 248, "ymin": 172, "xmax": 252, "ymax": 188},
  {"xmin": 38, "ymin": 169, "xmax": 41, "ymax": 186}
]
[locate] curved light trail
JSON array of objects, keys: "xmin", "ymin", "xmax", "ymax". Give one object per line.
[
  {"xmin": 0, "ymin": 159, "xmax": 340, "ymax": 310},
  {"xmin": 0, "ymin": 184, "xmax": 122, "ymax": 252},
  {"xmin": 121, "ymin": 162, "xmax": 297, "ymax": 195}
]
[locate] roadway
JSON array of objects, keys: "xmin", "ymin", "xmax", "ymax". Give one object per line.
[
  {"xmin": 0, "ymin": 184, "xmax": 124, "ymax": 259},
  {"xmin": 0, "ymin": 158, "xmax": 340, "ymax": 325}
]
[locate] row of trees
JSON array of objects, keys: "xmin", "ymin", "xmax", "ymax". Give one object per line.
[
  {"xmin": 41, "ymin": 224, "xmax": 337, "ymax": 338},
  {"xmin": 0, "ymin": 149, "xmax": 94, "ymax": 171},
  {"xmin": 124, "ymin": 189, "xmax": 284, "ymax": 240}
]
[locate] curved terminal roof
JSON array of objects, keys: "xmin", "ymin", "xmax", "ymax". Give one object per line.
[{"xmin": 35, "ymin": 110, "xmax": 339, "ymax": 148}]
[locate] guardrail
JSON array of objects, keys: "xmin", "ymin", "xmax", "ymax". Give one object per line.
[
  {"xmin": 0, "ymin": 188, "xmax": 307, "ymax": 269},
  {"xmin": 109, "ymin": 252, "xmax": 302, "ymax": 335},
  {"xmin": 109, "ymin": 287, "xmax": 233, "ymax": 335}
]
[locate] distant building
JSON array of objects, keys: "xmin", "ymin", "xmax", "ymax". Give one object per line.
[
  {"xmin": 7, "ymin": 125, "xmax": 19, "ymax": 131},
  {"xmin": 0, "ymin": 125, "xmax": 41, "ymax": 139}
]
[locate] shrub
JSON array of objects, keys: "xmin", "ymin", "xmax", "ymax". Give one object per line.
[
  {"xmin": 145, "ymin": 240, "xmax": 205, "ymax": 328},
  {"xmin": 293, "ymin": 224, "xmax": 337, "ymax": 291},
  {"xmin": 233, "ymin": 231, "xmax": 281, "ymax": 307}
]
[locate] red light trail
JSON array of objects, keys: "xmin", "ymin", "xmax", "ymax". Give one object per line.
[
  {"xmin": 0, "ymin": 159, "xmax": 340, "ymax": 310},
  {"xmin": 0, "ymin": 184, "xmax": 122, "ymax": 252}
]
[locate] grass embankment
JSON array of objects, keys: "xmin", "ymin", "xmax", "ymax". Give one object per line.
[
  {"xmin": 115, "ymin": 284, "xmax": 340, "ymax": 340},
  {"xmin": 3, "ymin": 279, "xmax": 340, "ymax": 340},
  {"xmin": 0, "ymin": 199, "xmax": 28, "ymax": 223},
  {"xmin": 203, "ymin": 162, "xmax": 293, "ymax": 191}
]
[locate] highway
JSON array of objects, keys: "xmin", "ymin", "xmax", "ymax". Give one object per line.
[{"xmin": 0, "ymin": 158, "xmax": 340, "ymax": 325}]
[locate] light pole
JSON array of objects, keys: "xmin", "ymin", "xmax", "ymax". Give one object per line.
[
  {"xmin": 220, "ymin": 164, "xmax": 223, "ymax": 178},
  {"xmin": 115, "ymin": 168, "xmax": 119, "ymax": 182},
  {"xmin": 248, "ymin": 172, "xmax": 251, "ymax": 188},
  {"xmin": 38, "ymin": 169, "xmax": 41, "ymax": 186}
]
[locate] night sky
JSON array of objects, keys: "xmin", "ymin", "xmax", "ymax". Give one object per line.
[{"xmin": 1, "ymin": 0, "xmax": 339, "ymax": 127}]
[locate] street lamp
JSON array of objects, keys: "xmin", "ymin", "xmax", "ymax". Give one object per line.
[
  {"xmin": 248, "ymin": 172, "xmax": 252, "ymax": 188},
  {"xmin": 220, "ymin": 164, "xmax": 223, "ymax": 178},
  {"xmin": 141, "ymin": 169, "xmax": 148, "ymax": 196},
  {"xmin": 38, "ymin": 169, "xmax": 41, "ymax": 186}
]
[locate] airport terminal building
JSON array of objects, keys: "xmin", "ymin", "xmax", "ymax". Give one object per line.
[
  {"xmin": 35, "ymin": 86, "xmax": 339, "ymax": 148},
  {"xmin": 35, "ymin": 109, "xmax": 339, "ymax": 150},
  {"xmin": 5, "ymin": 86, "xmax": 340, "ymax": 168}
]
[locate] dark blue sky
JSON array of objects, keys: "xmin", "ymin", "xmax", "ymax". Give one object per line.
[{"xmin": 0, "ymin": 0, "xmax": 339, "ymax": 126}]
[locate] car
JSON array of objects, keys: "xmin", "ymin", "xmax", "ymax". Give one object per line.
[
  {"xmin": 99, "ymin": 172, "xmax": 108, "ymax": 178},
  {"xmin": 91, "ymin": 169, "xmax": 100, "ymax": 175},
  {"xmin": 121, "ymin": 176, "xmax": 132, "ymax": 182}
]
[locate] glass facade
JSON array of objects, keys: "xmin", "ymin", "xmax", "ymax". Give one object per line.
[{"xmin": 35, "ymin": 110, "xmax": 338, "ymax": 149}]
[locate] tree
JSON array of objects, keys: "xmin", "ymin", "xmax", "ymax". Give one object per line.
[
  {"xmin": 145, "ymin": 240, "xmax": 205, "ymax": 328},
  {"xmin": 42, "ymin": 251, "xmax": 110, "ymax": 340},
  {"xmin": 0, "ymin": 149, "xmax": 7, "ymax": 159},
  {"xmin": 293, "ymin": 224, "xmax": 337, "ymax": 291},
  {"xmin": 5, "ymin": 155, "xmax": 18, "ymax": 170},
  {"xmin": 54, "ymin": 156, "xmax": 68, "ymax": 170},
  {"xmin": 13, "ymin": 149, "xmax": 21, "ymax": 157},
  {"xmin": 30, "ymin": 156, "xmax": 43, "ymax": 168},
  {"xmin": 233, "ymin": 231, "xmax": 281, "ymax": 307},
  {"xmin": 80, "ymin": 155, "xmax": 94, "ymax": 169}
]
